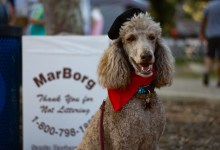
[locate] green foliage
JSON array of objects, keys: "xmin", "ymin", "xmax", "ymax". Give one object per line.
[
  {"xmin": 148, "ymin": 0, "xmax": 178, "ymax": 36},
  {"xmin": 147, "ymin": 0, "xmax": 207, "ymax": 36},
  {"xmin": 183, "ymin": 1, "xmax": 207, "ymax": 22}
]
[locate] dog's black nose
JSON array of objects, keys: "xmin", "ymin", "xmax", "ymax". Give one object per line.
[{"xmin": 140, "ymin": 52, "xmax": 153, "ymax": 61}]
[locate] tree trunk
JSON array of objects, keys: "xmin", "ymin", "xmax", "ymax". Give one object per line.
[{"xmin": 44, "ymin": 0, "xmax": 84, "ymax": 35}]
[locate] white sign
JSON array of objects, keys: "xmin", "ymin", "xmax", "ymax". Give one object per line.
[{"xmin": 23, "ymin": 36, "xmax": 109, "ymax": 150}]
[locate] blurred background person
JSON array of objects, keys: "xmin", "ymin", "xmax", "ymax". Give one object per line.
[
  {"xmin": 90, "ymin": 7, "xmax": 104, "ymax": 35},
  {"xmin": 27, "ymin": 0, "xmax": 45, "ymax": 35},
  {"xmin": 199, "ymin": 0, "xmax": 220, "ymax": 87},
  {"xmin": 0, "ymin": 0, "xmax": 15, "ymax": 25}
]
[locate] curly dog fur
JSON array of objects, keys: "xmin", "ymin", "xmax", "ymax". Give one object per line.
[{"xmin": 76, "ymin": 11, "xmax": 174, "ymax": 150}]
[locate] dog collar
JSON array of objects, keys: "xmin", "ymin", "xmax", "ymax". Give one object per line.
[
  {"xmin": 108, "ymin": 68, "xmax": 155, "ymax": 111},
  {"xmin": 136, "ymin": 84, "xmax": 155, "ymax": 95},
  {"xmin": 134, "ymin": 84, "xmax": 155, "ymax": 110}
]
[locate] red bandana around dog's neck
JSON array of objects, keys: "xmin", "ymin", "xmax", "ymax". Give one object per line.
[{"xmin": 107, "ymin": 68, "xmax": 155, "ymax": 111}]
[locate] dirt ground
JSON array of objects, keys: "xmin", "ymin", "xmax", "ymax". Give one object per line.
[{"xmin": 160, "ymin": 99, "xmax": 220, "ymax": 150}]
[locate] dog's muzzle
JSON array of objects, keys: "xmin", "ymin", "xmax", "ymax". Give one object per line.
[{"xmin": 131, "ymin": 58, "xmax": 153, "ymax": 77}]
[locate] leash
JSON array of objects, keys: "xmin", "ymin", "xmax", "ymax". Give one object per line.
[{"xmin": 99, "ymin": 100, "xmax": 106, "ymax": 150}]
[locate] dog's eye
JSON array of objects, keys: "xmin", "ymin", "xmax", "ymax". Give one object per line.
[
  {"xmin": 126, "ymin": 35, "xmax": 136, "ymax": 42},
  {"xmin": 148, "ymin": 34, "xmax": 156, "ymax": 41}
]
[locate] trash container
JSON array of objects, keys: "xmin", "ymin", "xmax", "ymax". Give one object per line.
[{"xmin": 0, "ymin": 25, "xmax": 22, "ymax": 150}]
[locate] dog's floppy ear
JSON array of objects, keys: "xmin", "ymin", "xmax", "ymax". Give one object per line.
[
  {"xmin": 98, "ymin": 39, "xmax": 130, "ymax": 89},
  {"xmin": 154, "ymin": 38, "xmax": 174, "ymax": 88}
]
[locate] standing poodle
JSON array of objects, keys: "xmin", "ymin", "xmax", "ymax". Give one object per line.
[{"xmin": 77, "ymin": 8, "xmax": 174, "ymax": 150}]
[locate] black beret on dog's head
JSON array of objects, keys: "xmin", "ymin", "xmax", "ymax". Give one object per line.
[{"xmin": 108, "ymin": 8, "xmax": 144, "ymax": 40}]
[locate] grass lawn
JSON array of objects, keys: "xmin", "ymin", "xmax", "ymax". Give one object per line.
[{"xmin": 174, "ymin": 57, "xmax": 217, "ymax": 79}]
